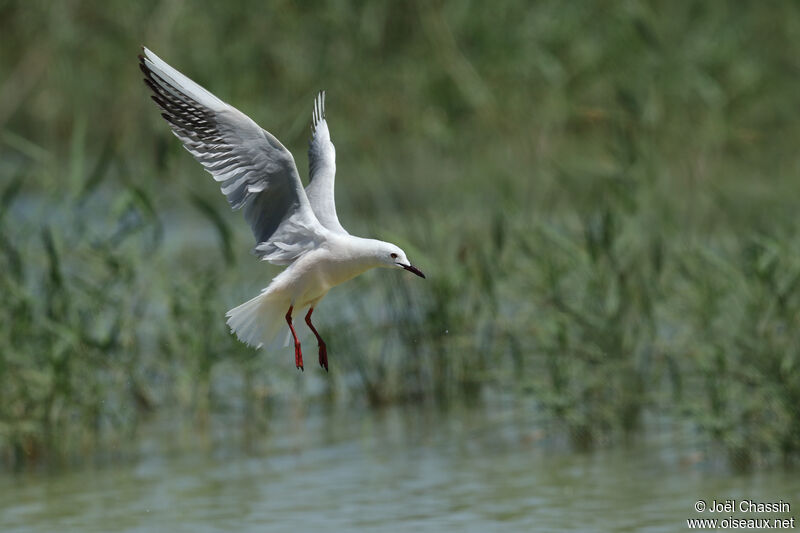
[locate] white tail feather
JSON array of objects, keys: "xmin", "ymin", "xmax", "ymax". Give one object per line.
[{"xmin": 226, "ymin": 291, "xmax": 287, "ymax": 349}]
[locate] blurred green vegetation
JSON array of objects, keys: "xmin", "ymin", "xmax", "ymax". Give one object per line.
[{"xmin": 2, "ymin": 0, "xmax": 800, "ymax": 470}]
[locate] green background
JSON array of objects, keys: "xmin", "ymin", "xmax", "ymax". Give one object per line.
[{"xmin": 2, "ymin": 0, "xmax": 800, "ymax": 473}]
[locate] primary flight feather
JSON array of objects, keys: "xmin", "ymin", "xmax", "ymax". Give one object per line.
[{"xmin": 139, "ymin": 47, "xmax": 425, "ymax": 371}]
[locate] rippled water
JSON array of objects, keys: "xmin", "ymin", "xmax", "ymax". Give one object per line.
[{"xmin": 2, "ymin": 400, "xmax": 798, "ymax": 532}]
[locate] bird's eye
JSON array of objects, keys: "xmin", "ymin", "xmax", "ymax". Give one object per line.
[{"xmin": 390, "ymin": 253, "xmax": 398, "ymax": 259}]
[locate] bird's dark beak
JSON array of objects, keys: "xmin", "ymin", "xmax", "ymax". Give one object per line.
[{"xmin": 401, "ymin": 264, "xmax": 426, "ymax": 278}]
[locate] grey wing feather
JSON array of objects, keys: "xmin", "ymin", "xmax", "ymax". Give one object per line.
[
  {"xmin": 139, "ymin": 48, "xmax": 325, "ymax": 265},
  {"xmin": 305, "ymin": 91, "xmax": 348, "ymax": 235}
]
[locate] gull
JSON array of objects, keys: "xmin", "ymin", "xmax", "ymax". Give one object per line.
[{"xmin": 139, "ymin": 47, "xmax": 425, "ymax": 372}]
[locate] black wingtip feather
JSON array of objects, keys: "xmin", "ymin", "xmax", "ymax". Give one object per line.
[
  {"xmin": 143, "ymin": 78, "xmax": 159, "ymax": 93},
  {"xmin": 140, "ymin": 50, "xmax": 219, "ymax": 143},
  {"xmin": 150, "ymin": 94, "xmax": 168, "ymax": 112}
]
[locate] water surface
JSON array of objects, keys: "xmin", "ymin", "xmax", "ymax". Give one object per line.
[{"xmin": 2, "ymin": 400, "xmax": 798, "ymax": 532}]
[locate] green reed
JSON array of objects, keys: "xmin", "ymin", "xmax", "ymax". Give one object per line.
[{"xmin": 2, "ymin": 0, "xmax": 800, "ymax": 469}]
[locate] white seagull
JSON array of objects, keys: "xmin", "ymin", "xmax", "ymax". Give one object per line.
[{"xmin": 139, "ymin": 47, "xmax": 425, "ymax": 372}]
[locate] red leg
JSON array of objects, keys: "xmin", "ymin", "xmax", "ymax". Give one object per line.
[
  {"xmin": 285, "ymin": 306, "xmax": 303, "ymax": 371},
  {"xmin": 305, "ymin": 307, "xmax": 328, "ymax": 372}
]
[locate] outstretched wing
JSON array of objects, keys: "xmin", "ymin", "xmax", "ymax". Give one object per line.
[
  {"xmin": 305, "ymin": 91, "xmax": 348, "ymax": 235},
  {"xmin": 139, "ymin": 47, "xmax": 325, "ymax": 265}
]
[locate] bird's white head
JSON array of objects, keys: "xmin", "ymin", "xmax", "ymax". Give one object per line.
[{"xmin": 374, "ymin": 241, "xmax": 426, "ymax": 278}]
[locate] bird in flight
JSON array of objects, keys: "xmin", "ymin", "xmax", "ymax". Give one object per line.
[{"xmin": 139, "ymin": 47, "xmax": 425, "ymax": 372}]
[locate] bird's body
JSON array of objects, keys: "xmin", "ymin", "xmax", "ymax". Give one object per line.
[{"xmin": 139, "ymin": 47, "xmax": 424, "ymax": 371}]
